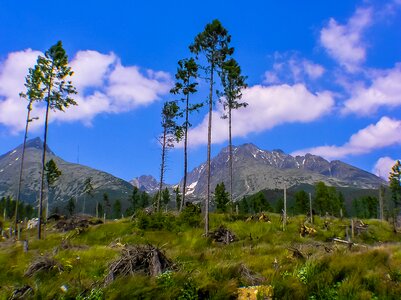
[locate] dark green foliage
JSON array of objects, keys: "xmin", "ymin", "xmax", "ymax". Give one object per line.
[
  {"xmin": 126, "ymin": 187, "xmax": 150, "ymax": 215},
  {"xmin": 294, "ymin": 190, "xmax": 309, "ymax": 214},
  {"xmin": 352, "ymin": 196, "xmax": 379, "ymax": 219},
  {"xmin": 174, "ymin": 187, "xmax": 182, "ymax": 211},
  {"xmin": 97, "ymin": 202, "xmax": 103, "ymax": 218},
  {"xmin": 219, "ymin": 58, "xmax": 248, "ymax": 114},
  {"xmin": 66, "ymin": 197, "xmax": 75, "ymax": 216},
  {"xmin": 113, "ymin": 200, "xmax": 121, "ymax": 219},
  {"xmin": 178, "ymin": 202, "xmax": 202, "ymax": 228},
  {"xmin": 238, "ymin": 191, "xmax": 273, "ymax": 214},
  {"xmin": 45, "ymin": 159, "xmax": 61, "ymax": 216},
  {"xmin": 83, "ymin": 177, "xmax": 94, "ymax": 198},
  {"xmin": 136, "ymin": 211, "xmax": 176, "ymax": 231},
  {"xmin": 214, "ymin": 182, "xmax": 230, "ymax": 212},
  {"xmin": 103, "ymin": 193, "xmax": 111, "ymax": 218},
  {"xmin": 274, "ymin": 198, "xmax": 284, "ymax": 214},
  {"xmin": 314, "ymin": 182, "xmax": 344, "ymax": 217},
  {"xmin": 0, "ymin": 196, "xmax": 35, "ymax": 220},
  {"xmin": 162, "ymin": 188, "xmax": 170, "ymax": 209},
  {"xmin": 389, "ymin": 160, "xmax": 401, "ymax": 209},
  {"xmin": 44, "ymin": 159, "xmax": 61, "ymax": 187},
  {"xmin": 190, "ymin": 19, "xmax": 233, "ymax": 67}
]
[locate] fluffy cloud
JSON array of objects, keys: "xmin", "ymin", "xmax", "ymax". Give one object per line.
[
  {"xmin": 293, "ymin": 117, "xmax": 401, "ymax": 160},
  {"xmin": 107, "ymin": 64, "xmax": 171, "ymax": 112},
  {"xmin": 320, "ymin": 7, "xmax": 372, "ymax": 72},
  {"xmin": 264, "ymin": 53, "xmax": 325, "ymax": 84},
  {"xmin": 0, "ymin": 49, "xmax": 43, "ymax": 133},
  {"xmin": 186, "ymin": 84, "xmax": 334, "ymax": 147},
  {"xmin": 342, "ymin": 64, "xmax": 401, "ymax": 115},
  {"xmin": 0, "ymin": 48, "xmax": 172, "ymax": 133},
  {"xmin": 373, "ymin": 156, "xmax": 398, "ymax": 180},
  {"xmin": 70, "ymin": 50, "xmax": 116, "ymax": 90}
]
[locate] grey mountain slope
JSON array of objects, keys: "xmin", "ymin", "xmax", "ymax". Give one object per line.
[
  {"xmin": 130, "ymin": 175, "xmax": 159, "ymax": 192},
  {"xmin": 0, "ymin": 138, "xmax": 133, "ymax": 212},
  {"xmin": 182, "ymin": 143, "xmax": 385, "ymax": 199}
]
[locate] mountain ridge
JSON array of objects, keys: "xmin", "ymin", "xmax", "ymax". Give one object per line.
[
  {"xmin": 0, "ymin": 137, "xmax": 134, "ymax": 213},
  {"xmin": 176, "ymin": 143, "xmax": 385, "ymax": 199}
]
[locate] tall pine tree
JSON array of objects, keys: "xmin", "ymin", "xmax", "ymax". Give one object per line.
[
  {"xmin": 26, "ymin": 41, "xmax": 77, "ymax": 238},
  {"xmin": 170, "ymin": 58, "xmax": 202, "ymax": 211},
  {"xmin": 190, "ymin": 19, "xmax": 233, "ymax": 234},
  {"xmin": 219, "ymin": 58, "xmax": 247, "ymax": 205}
]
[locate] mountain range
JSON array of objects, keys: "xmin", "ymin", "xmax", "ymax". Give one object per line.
[
  {"xmin": 0, "ymin": 137, "xmax": 133, "ymax": 213},
  {"xmin": 181, "ymin": 143, "xmax": 384, "ymax": 199},
  {"xmin": 0, "ymin": 139, "xmax": 385, "ymax": 212}
]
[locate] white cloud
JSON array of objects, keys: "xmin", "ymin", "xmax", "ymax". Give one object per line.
[
  {"xmin": 342, "ymin": 63, "xmax": 401, "ymax": 115},
  {"xmin": 303, "ymin": 60, "xmax": 325, "ymax": 79},
  {"xmin": 0, "ymin": 48, "xmax": 172, "ymax": 133},
  {"xmin": 263, "ymin": 53, "xmax": 325, "ymax": 84},
  {"xmin": 0, "ymin": 49, "xmax": 43, "ymax": 133},
  {"xmin": 107, "ymin": 64, "xmax": 171, "ymax": 111},
  {"xmin": 320, "ymin": 7, "xmax": 372, "ymax": 72},
  {"xmin": 293, "ymin": 117, "xmax": 401, "ymax": 160},
  {"xmin": 186, "ymin": 83, "xmax": 334, "ymax": 147},
  {"xmin": 373, "ymin": 156, "xmax": 398, "ymax": 180},
  {"xmin": 70, "ymin": 50, "xmax": 116, "ymax": 91}
]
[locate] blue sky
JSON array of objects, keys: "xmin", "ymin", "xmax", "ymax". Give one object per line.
[{"xmin": 1, "ymin": 0, "xmax": 401, "ymax": 183}]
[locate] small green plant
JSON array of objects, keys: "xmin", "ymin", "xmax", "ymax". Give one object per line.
[
  {"xmin": 178, "ymin": 279, "xmax": 198, "ymax": 300},
  {"xmin": 76, "ymin": 288, "xmax": 104, "ymax": 300},
  {"xmin": 157, "ymin": 271, "xmax": 175, "ymax": 288}
]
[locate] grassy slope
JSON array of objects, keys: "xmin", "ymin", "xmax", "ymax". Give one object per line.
[{"xmin": 1, "ymin": 213, "xmax": 401, "ymax": 299}]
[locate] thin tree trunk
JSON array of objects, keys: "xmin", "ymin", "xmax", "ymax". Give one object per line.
[
  {"xmin": 283, "ymin": 186, "xmax": 287, "ymax": 231},
  {"xmin": 83, "ymin": 195, "xmax": 86, "ymax": 214},
  {"xmin": 228, "ymin": 105, "xmax": 233, "ymax": 205},
  {"xmin": 181, "ymin": 94, "xmax": 189, "ymax": 212},
  {"xmin": 46, "ymin": 191, "xmax": 49, "ymax": 219},
  {"xmin": 158, "ymin": 127, "xmax": 167, "ymax": 212},
  {"xmin": 205, "ymin": 63, "xmax": 214, "ymax": 235},
  {"xmin": 14, "ymin": 100, "xmax": 33, "ymax": 235},
  {"xmin": 38, "ymin": 99, "xmax": 51, "ymax": 239}
]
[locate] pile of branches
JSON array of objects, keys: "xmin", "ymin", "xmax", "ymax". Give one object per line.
[
  {"xmin": 237, "ymin": 263, "xmax": 265, "ymax": 286},
  {"xmin": 104, "ymin": 244, "xmax": 174, "ymax": 285},
  {"xmin": 299, "ymin": 224, "xmax": 317, "ymax": 237},
  {"xmin": 246, "ymin": 212, "xmax": 271, "ymax": 223},
  {"xmin": 10, "ymin": 285, "xmax": 33, "ymax": 300},
  {"xmin": 354, "ymin": 220, "xmax": 369, "ymax": 235},
  {"xmin": 208, "ymin": 225, "xmax": 237, "ymax": 244},
  {"xmin": 24, "ymin": 256, "xmax": 64, "ymax": 277},
  {"xmin": 54, "ymin": 216, "xmax": 102, "ymax": 232}
]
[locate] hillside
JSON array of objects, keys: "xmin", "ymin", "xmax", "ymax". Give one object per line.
[{"xmin": 0, "ymin": 138, "xmax": 134, "ymax": 213}]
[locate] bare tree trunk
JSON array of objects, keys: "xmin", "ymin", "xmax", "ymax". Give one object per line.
[
  {"xmin": 38, "ymin": 99, "xmax": 51, "ymax": 239},
  {"xmin": 228, "ymin": 106, "xmax": 233, "ymax": 206},
  {"xmin": 309, "ymin": 192, "xmax": 313, "ymax": 224},
  {"xmin": 15, "ymin": 100, "xmax": 33, "ymax": 235},
  {"xmin": 205, "ymin": 63, "xmax": 214, "ymax": 235},
  {"xmin": 181, "ymin": 94, "xmax": 189, "ymax": 212},
  {"xmin": 283, "ymin": 186, "xmax": 287, "ymax": 231},
  {"xmin": 379, "ymin": 185, "xmax": 384, "ymax": 221},
  {"xmin": 158, "ymin": 127, "xmax": 167, "ymax": 212}
]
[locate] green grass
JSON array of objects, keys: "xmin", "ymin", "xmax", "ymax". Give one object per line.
[{"xmin": 1, "ymin": 213, "xmax": 401, "ymax": 299}]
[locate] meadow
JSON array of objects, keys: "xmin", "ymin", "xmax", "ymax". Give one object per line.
[{"xmin": 1, "ymin": 211, "xmax": 401, "ymax": 299}]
